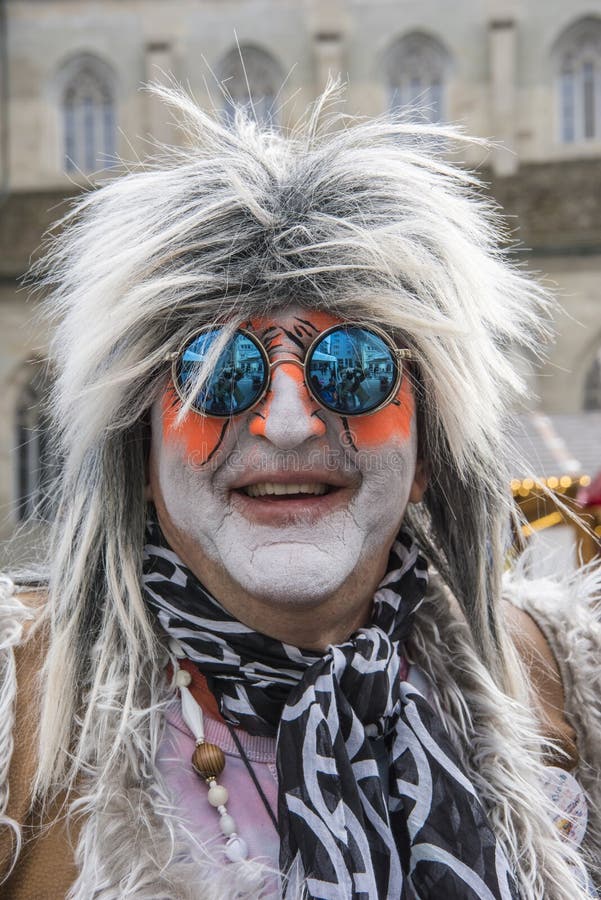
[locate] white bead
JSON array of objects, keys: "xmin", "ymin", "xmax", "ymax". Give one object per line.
[
  {"xmin": 219, "ymin": 814, "xmax": 237, "ymax": 835},
  {"xmin": 169, "ymin": 638, "xmax": 186, "ymax": 658},
  {"xmin": 180, "ymin": 685, "xmax": 204, "ymax": 743},
  {"xmin": 176, "ymin": 669, "xmax": 192, "ymax": 687},
  {"xmin": 208, "ymin": 784, "xmax": 229, "ymax": 807},
  {"xmin": 225, "ymin": 836, "xmax": 248, "ymax": 861},
  {"xmin": 218, "ymin": 805, "xmax": 227, "ymax": 815}
]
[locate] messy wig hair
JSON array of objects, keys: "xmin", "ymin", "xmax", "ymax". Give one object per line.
[{"xmin": 22, "ymin": 87, "xmax": 591, "ymax": 895}]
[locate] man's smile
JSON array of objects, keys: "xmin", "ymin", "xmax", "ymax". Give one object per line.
[
  {"xmin": 228, "ymin": 473, "xmax": 357, "ymax": 525},
  {"xmin": 241, "ymin": 482, "xmax": 329, "ymax": 498}
]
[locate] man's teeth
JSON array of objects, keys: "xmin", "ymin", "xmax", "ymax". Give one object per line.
[{"xmin": 243, "ymin": 483, "xmax": 329, "ymax": 498}]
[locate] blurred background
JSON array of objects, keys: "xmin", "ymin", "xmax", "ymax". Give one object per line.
[{"xmin": 1, "ymin": 0, "xmax": 601, "ymax": 569}]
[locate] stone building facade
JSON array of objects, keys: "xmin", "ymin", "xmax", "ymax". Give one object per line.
[{"xmin": 1, "ymin": 0, "xmax": 601, "ymax": 539}]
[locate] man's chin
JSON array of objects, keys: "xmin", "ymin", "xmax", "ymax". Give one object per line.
[{"xmin": 228, "ymin": 546, "xmax": 353, "ymax": 610}]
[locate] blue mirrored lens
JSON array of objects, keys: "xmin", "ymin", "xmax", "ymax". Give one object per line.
[
  {"xmin": 176, "ymin": 330, "xmax": 267, "ymax": 415},
  {"xmin": 307, "ymin": 326, "xmax": 397, "ymax": 414}
]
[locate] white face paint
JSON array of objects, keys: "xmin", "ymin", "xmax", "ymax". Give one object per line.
[{"xmin": 150, "ymin": 307, "xmax": 424, "ymax": 607}]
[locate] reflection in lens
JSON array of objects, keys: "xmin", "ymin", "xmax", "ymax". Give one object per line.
[
  {"xmin": 177, "ymin": 330, "xmax": 267, "ymax": 415},
  {"xmin": 307, "ymin": 326, "xmax": 397, "ymax": 414}
]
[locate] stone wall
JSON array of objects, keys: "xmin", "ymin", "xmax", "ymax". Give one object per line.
[{"xmin": 490, "ymin": 159, "xmax": 601, "ymax": 254}]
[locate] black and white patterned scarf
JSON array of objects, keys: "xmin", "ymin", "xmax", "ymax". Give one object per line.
[{"xmin": 143, "ymin": 520, "xmax": 519, "ymax": 900}]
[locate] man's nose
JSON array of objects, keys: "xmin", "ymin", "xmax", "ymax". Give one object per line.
[{"xmin": 249, "ymin": 363, "xmax": 326, "ymax": 449}]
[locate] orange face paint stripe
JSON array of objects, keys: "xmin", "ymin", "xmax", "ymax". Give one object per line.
[
  {"xmin": 161, "ymin": 387, "xmax": 228, "ymax": 467},
  {"xmin": 344, "ymin": 374, "xmax": 415, "ymax": 449}
]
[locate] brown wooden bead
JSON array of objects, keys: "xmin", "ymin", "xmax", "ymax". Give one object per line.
[{"xmin": 192, "ymin": 741, "xmax": 226, "ymax": 779}]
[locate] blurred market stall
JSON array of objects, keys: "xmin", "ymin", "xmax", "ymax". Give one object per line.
[{"xmin": 510, "ymin": 411, "xmax": 601, "ymax": 573}]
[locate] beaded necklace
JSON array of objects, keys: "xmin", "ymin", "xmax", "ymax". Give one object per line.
[{"xmin": 170, "ymin": 638, "xmax": 278, "ymax": 860}]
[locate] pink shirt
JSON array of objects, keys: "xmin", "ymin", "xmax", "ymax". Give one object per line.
[{"xmin": 157, "ymin": 696, "xmax": 281, "ymax": 867}]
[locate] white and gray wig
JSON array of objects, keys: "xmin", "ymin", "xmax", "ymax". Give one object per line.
[{"xmin": 24, "ymin": 88, "xmax": 587, "ymax": 896}]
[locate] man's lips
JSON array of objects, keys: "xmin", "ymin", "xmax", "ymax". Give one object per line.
[
  {"xmin": 242, "ymin": 482, "xmax": 329, "ymax": 498},
  {"xmin": 228, "ymin": 473, "xmax": 357, "ymax": 522},
  {"xmin": 230, "ymin": 471, "xmax": 354, "ymax": 493}
]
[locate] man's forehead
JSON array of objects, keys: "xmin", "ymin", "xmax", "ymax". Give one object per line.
[{"xmin": 244, "ymin": 307, "xmax": 342, "ymax": 342}]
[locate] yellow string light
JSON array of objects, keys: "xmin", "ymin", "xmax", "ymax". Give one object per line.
[{"xmin": 522, "ymin": 511, "xmax": 563, "ymax": 537}]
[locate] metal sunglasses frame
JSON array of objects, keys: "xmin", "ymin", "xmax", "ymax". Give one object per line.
[{"xmin": 167, "ymin": 322, "xmax": 414, "ymax": 419}]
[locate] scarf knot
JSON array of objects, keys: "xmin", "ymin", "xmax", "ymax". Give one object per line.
[{"xmin": 329, "ymin": 629, "xmax": 402, "ymax": 733}]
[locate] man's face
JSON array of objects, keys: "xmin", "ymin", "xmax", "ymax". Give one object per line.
[{"xmin": 149, "ymin": 306, "xmax": 426, "ymax": 607}]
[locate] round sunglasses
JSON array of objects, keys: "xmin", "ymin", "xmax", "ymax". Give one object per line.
[{"xmin": 168, "ymin": 323, "xmax": 413, "ymax": 418}]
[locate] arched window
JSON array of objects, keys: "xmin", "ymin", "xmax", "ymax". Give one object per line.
[
  {"xmin": 59, "ymin": 54, "xmax": 117, "ymax": 173},
  {"xmin": 384, "ymin": 32, "xmax": 450, "ymax": 123},
  {"xmin": 15, "ymin": 364, "xmax": 57, "ymax": 521},
  {"xmin": 584, "ymin": 349, "xmax": 601, "ymax": 410},
  {"xmin": 555, "ymin": 18, "xmax": 601, "ymax": 143},
  {"xmin": 218, "ymin": 45, "xmax": 283, "ymax": 127}
]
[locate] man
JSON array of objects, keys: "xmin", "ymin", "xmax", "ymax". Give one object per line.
[{"xmin": 0, "ymin": 87, "xmax": 599, "ymax": 898}]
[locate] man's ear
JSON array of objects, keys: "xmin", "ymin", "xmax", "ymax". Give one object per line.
[{"xmin": 408, "ymin": 459, "xmax": 429, "ymax": 504}]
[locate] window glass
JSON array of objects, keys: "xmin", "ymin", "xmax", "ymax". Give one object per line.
[
  {"xmin": 384, "ymin": 32, "xmax": 450, "ymax": 124},
  {"xmin": 61, "ymin": 57, "xmax": 116, "ymax": 173},
  {"xmin": 583, "ymin": 61, "xmax": 596, "ymax": 139},
  {"xmin": 556, "ymin": 19, "xmax": 601, "ymax": 143},
  {"xmin": 218, "ymin": 46, "xmax": 282, "ymax": 127},
  {"xmin": 560, "ymin": 68, "xmax": 575, "ymax": 142}
]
